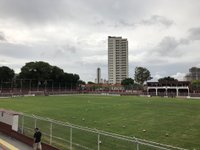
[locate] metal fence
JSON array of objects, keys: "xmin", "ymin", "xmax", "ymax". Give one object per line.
[{"xmin": 18, "ymin": 114, "xmax": 187, "ymax": 150}]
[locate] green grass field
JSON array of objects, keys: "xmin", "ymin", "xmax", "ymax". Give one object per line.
[{"xmin": 0, "ymin": 95, "xmax": 200, "ymax": 149}]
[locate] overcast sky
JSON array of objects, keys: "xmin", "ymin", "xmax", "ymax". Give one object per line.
[{"xmin": 0, "ymin": 0, "xmax": 200, "ymax": 82}]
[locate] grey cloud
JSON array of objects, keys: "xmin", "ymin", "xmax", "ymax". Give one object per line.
[
  {"xmin": 171, "ymin": 27, "xmax": 200, "ymax": 47},
  {"xmin": 94, "ymin": 20, "xmax": 105, "ymax": 26},
  {"xmin": 169, "ymin": 26, "xmax": 200, "ymax": 45},
  {"xmin": 0, "ymin": 42, "xmax": 35, "ymax": 59},
  {"xmin": 141, "ymin": 15, "xmax": 174, "ymax": 27},
  {"xmin": 0, "ymin": 0, "xmax": 72, "ymax": 25},
  {"xmin": 114, "ymin": 19, "xmax": 136, "ymax": 28},
  {"xmin": 0, "ymin": 32, "xmax": 6, "ymax": 41},
  {"xmin": 61, "ymin": 45, "xmax": 77, "ymax": 54},
  {"xmin": 188, "ymin": 27, "xmax": 200, "ymax": 41},
  {"xmin": 0, "ymin": 0, "xmax": 155, "ymax": 27},
  {"xmin": 179, "ymin": 38, "xmax": 190, "ymax": 45},
  {"xmin": 84, "ymin": 0, "xmax": 162, "ymax": 29},
  {"xmin": 52, "ymin": 44, "xmax": 77, "ymax": 59},
  {"xmin": 157, "ymin": 36, "xmax": 179, "ymax": 53},
  {"xmin": 154, "ymin": 27, "xmax": 200, "ymax": 56},
  {"xmin": 144, "ymin": 57, "xmax": 168, "ymax": 65},
  {"xmin": 0, "ymin": 59, "xmax": 7, "ymax": 63},
  {"xmin": 112, "ymin": 15, "xmax": 173, "ymax": 28},
  {"xmin": 85, "ymin": 0, "xmax": 145, "ymax": 19},
  {"xmin": 151, "ymin": 36, "xmax": 191, "ymax": 57}
]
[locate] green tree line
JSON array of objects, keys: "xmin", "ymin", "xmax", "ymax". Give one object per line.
[{"xmin": 0, "ymin": 61, "xmax": 81, "ymax": 89}]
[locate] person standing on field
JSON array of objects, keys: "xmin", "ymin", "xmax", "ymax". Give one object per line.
[{"xmin": 33, "ymin": 127, "xmax": 42, "ymax": 150}]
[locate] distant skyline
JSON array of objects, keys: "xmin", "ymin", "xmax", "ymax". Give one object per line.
[{"xmin": 0, "ymin": 0, "xmax": 200, "ymax": 82}]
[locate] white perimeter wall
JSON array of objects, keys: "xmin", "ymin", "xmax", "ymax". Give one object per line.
[{"xmin": 0, "ymin": 112, "xmax": 19, "ymax": 131}]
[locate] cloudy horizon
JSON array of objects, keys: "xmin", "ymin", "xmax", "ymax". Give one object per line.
[{"xmin": 0, "ymin": 0, "xmax": 200, "ymax": 82}]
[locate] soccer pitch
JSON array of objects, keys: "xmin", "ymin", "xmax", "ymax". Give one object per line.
[{"xmin": 0, "ymin": 95, "xmax": 200, "ymax": 149}]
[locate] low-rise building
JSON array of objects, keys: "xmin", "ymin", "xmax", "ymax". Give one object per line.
[{"xmin": 147, "ymin": 81, "xmax": 191, "ymax": 96}]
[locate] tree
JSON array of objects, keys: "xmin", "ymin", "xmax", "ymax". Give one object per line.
[
  {"xmin": 72, "ymin": 74, "xmax": 80, "ymax": 84},
  {"xmin": 18, "ymin": 61, "xmax": 81, "ymax": 89},
  {"xmin": 88, "ymin": 81, "xmax": 95, "ymax": 84},
  {"xmin": 121, "ymin": 78, "xmax": 134, "ymax": 90},
  {"xmin": 191, "ymin": 80, "xmax": 200, "ymax": 90},
  {"xmin": 134, "ymin": 67, "xmax": 152, "ymax": 85},
  {"xmin": 77, "ymin": 80, "xmax": 86, "ymax": 85},
  {"xmin": 19, "ymin": 61, "xmax": 52, "ymax": 80},
  {"xmin": 77, "ymin": 80, "xmax": 86, "ymax": 90},
  {"xmin": 158, "ymin": 76, "xmax": 178, "ymax": 83},
  {"xmin": 0, "ymin": 66, "xmax": 15, "ymax": 81},
  {"xmin": 63, "ymin": 73, "xmax": 80, "ymax": 89},
  {"xmin": 49, "ymin": 66, "xmax": 64, "ymax": 82},
  {"xmin": 17, "ymin": 61, "xmax": 53, "ymax": 88}
]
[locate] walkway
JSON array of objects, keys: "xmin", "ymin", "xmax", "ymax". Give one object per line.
[{"xmin": 0, "ymin": 132, "xmax": 32, "ymax": 150}]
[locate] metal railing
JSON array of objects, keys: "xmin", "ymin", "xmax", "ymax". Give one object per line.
[{"xmin": 18, "ymin": 114, "xmax": 187, "ymax": 150}]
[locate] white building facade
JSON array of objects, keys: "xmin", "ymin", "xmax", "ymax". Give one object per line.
[{"xmin": 108, "ymin": 36, "xmax": 128, "ymax": 84}]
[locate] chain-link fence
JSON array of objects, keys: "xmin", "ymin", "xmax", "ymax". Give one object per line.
[{"xmin": 18, "ymin": 114, "xmax": 187, "ymax": 150}]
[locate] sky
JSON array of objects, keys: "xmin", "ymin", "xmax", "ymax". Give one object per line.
[{"xmin": 0, "ymin": 0, "xmax": 200, "ymax": 82}]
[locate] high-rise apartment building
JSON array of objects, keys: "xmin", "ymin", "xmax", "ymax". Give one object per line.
[
  {"xmin": 185, "ymin": 67, "xmax": 200, "ymax": 81},
  {"xmin": 108, "ymin": 36, "xmax": 128, "ymax": 84}
]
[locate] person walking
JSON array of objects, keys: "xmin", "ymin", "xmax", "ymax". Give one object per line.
[{"xmin": 33, "ymin": 127, "xmax": 42, "ymax": 150}]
